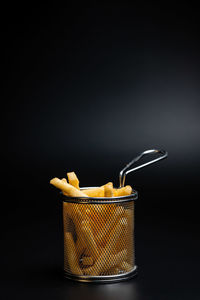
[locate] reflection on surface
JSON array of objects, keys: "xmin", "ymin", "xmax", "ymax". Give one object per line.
[
  {"xmin": 24, "ymin": 264, "xmax": 142, "ymax": 300},
  {"xmin": 58, "ymin": 277, "xmax": 141, "ymax": 300}
]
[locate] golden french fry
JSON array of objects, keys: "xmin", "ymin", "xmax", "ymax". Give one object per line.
[
  {"xmin": 64, "ymin": 203, "xmax": 96, "ymax": 259},
  {"xmin": 83, "ymin": 182, "xmax": 115, "ymax": 197},
  {"xmin": 63, "ymin": 203, "xmax": 81, "ymax": 247},
  {"xmin": 67, "ymin": 172, "xmax": 80, "ymax": 190},
  {"xmin": 82, "ymin": 256, "xmax": 94, "ymax": 266},
  {"xmin": 72, "ymin": 204, "xmax": 88, "ymax": 242},
  {"xmin": 125, "ymin": 207, "xmax": 134, "ymax": 265},
  {"xmin": 96, "ymin": 206, "xmax": 124, "ymax": 246},
  {"xmin": 105, "ymin": 182, "xmax": 113, "ymax": 188},
  {"xmin": 50, "ymin": 177, "xmax": 87, "ymax": 197},
  {"xmin": 63, "ymin": 201, "xmax": 88, "ymax": 259},
  {"xmin": 61, "ymin": 178, "xmax": 67, "ymax": 183},
  {"xmin": 114, "ymin": 185, "xmax": 132, "ymax": 197},
  {"xmin": 115, "ymin": 216, "xmax": 128, "ymax": 253},
  {"xmin": 62, "ymin": 201, "xmax": 73, "ymax": 237},
  {"xmin": 63, "ymin": 203, "xmax": 68, "ymax": 241},
  {"xmin": 81, "ymin": 220, "xmax": 99, "ymax": 261},
  {"xmin": 103, "ymin": 183, "xmax": 114, "ymax": 221},
  {"xmin": 64, "ymin": 232, "xmax": 83, "ymax": 275},
  {"xmin": 104, "ymin": 182, "xmax": 114, "ymax": 197},
  {"xmin": 82, "ymin": 186, "xmax": 104, "ymax": 197},
  {"xmin": 61, "ymin": 178, "xmax": 68, "ymax": 196},
  {"xmin": 75, "ymin": 216, "xmax": 92, "ymax": 258},
  {"xmin": 113, "ymin": 189, "xmax": 118, "ymax": 196},
  {"xmin": 75, "ymin": 237, "xmax": 85, "ymax": 259},
  {"xmin": 84, "ymin": 218, "xmax": 127, "ymax": 275}
]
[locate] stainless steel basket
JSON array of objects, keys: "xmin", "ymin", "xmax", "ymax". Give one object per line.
[
  {"xmin": 61, "ymin": 149, "xmax": 168, "ymax": 283},
  {"xmin": 62, "ymin": 189, "xmax": 138, "ymax": 283}
]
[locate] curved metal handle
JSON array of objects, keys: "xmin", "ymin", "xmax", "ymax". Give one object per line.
[{"xmin": 119, "ymin": 149, "xmax": 168, "ymax": 187}]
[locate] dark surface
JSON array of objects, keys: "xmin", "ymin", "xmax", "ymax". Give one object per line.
[
  {"xmin": 2, "ymin": 3, "xmax": 200, "ymax": 299},
  {"xmin": 1, "ymin": 187, "xmax": 199, "ymax": 300}
]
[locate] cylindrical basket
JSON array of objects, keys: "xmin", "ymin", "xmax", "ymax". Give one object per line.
[{"xmin": 62, "ymin": 187, "xmax": 138, "ymax": 283}]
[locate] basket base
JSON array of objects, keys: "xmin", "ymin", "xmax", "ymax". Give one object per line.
[{"xmin": 64, "ymin": 266, "xmax": 138, "ymax": 283}]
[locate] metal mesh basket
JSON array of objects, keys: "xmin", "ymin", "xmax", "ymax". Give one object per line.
[{"xmin": 62, "ymin": 188, "xmax": 138, "ymax": 283}]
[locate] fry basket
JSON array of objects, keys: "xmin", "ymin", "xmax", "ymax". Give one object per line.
[
  {"xmin": 61, "ymin": 149, "xmax": 168, "ymax": 283},
  {"xmin": 62, "ymin": 189, "xmax": 138, "ymax": 283}
]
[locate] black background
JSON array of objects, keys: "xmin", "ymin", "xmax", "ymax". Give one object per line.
[{"xmin": 2, "ymin": 2, "xmax": 200, "ymax": 299}]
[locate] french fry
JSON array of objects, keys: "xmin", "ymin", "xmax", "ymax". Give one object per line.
[
  {"xmin": 104, "ymin": 182, "xmax": 114, "ymax": 197},
  {"xmin": 67, "ymin": 172, "xmax": 80, "ymax": 190},
  {"xmin": 82, "ymin": 186, "xmax": 104, "ymax": 197},
  {"xmin": 64, "ymin": 202, "xmax": 98, "ymax": 259},
  {"xmin": 75, "ymin": 237, "xmax": 86, "ymax": 259},
  {"xmin": 115, "ymin": 207, "xmax": 134, "ymax": 255},
  {"xmin": 115, "ymin": 215, "xmax": 128, "ymax": 253},
  {"xmin": 75, "ymin": 217, "xmax": 93, "ymax": 258},
  {"xmin": 113, "ymin": 189, "xmax": 118, "ymax": 196},
  {"xmin": 63, "ymin": 201, "xmax": 88, "ymax": 259},
  {"xmin": 62, "ymin": 178, "xmax": 68, "ymax": 196},
  {"xmin": 114, "ymin": 185, "xmax": 132, "ymax": 197},
  {"xmin": 125, "ymin": 207, "xmax": 134, "ymax": 264},
  {"xmin": 83, "ymin": 182, "xmax": 114, "ymax": 197},
  {"xmin": 84, "ymin": 218, "xmax": 127, "ymax": 275},
  {"xmin": 105, "ymin": 182, "xmax": 113, "ymax": 188},
  {"xmin": 103, "ymin": 183, "xmax": 114, "ymax": 221},
  {"xmin": 96, "ymin": 206, "xmax": 124, "ymax": 246},
  {"xmin": 82, "ymin": 256, "xmax": 94, "ymax": 266},
  {"xmin": 64, "ymin": 232, "xmax": 83, "ymax": 275},
  {"xmin": 81, "ymin": 220, "xmax": 99, "ymax": 261},
  {"xmin": 63, "ymin": 203, "xmax": 81, "ymax": 249},
  {"xmin": 72, "ymin": 204, "xmax": 89, "ymax": 251},
  {"xmin": 50, "ymin": 178, "xmax": 87, "ymax": 197},
  {"xmin": 61, "ymin": 178, "xmax": 67, "ymax": 183}
]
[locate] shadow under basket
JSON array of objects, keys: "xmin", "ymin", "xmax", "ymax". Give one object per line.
[{"xmin": 61, "ymin": 187, "xmax": 138, "ymax": 283}]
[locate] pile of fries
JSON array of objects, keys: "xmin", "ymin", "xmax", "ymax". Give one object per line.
[{"xmin": 50, "ymin": 172, "xmax": 134, "ymax": 276}]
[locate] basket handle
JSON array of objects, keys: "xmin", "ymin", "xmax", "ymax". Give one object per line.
[{"xmin": 119, "ymin": 149, "xmax": 168, "ymax": 187}]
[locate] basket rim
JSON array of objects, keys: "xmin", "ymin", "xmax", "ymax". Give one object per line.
[
  {"xmin": 61, "ymin": 186, "xmax": 138, "ymax": 204},
  {"xmin": 63, "ymin": 265, "xmax": 138, "ymax": 282}
]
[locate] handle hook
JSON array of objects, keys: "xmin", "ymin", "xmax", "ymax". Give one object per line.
[{"xmin": 119, "ymin": 149, "xmax": 168, "ymax": 187}]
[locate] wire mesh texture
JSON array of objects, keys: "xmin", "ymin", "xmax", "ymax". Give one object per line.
[{"xmin": 62, "ymin": 189, "xmax": 137, "ymax": 282}]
